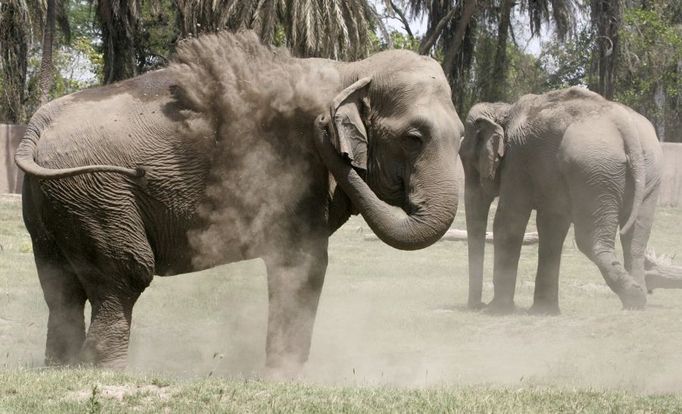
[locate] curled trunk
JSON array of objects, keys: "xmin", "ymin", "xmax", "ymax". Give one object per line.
[{"xmin": 314, "ymin": 116, "xmax": 458, "ymax": 250}]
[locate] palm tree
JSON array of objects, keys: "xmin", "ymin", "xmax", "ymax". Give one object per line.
[
  {"xmin": 38, "ymin": 0, "xmax": 57, "ymax": 105},
  {"xmin": 405, "ymin": 0, "xmax": 576, "ymax": 104},
  {"xmin": 38, "ymin": 0, "xmax": 69, "ymax": 105},
  {"xmin": 0, "ymin": 0, "xmax": 44, "ymax": 123},
  {"xmin": 484, "ymin": 0, "xmax": 576, "ymax": 101},
  {"xmin": 96, "ymin": 0, "xmax": 142, "ymax": 83},
  {"xmin": 174, "ymin": 0, "xmax": 381, "ymax": 60},
  {"xmin": 1, "ymin": 0, "xmax": 71, "ymax": 120},
  {"xmin": 590, "ymin": 0, "xmax": 620, "ymax": 99}
]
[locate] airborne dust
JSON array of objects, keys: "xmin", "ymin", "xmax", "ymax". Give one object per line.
[
  {"xmin": 169, "ymin": 31, "xmax": 339, "ymax": 267},
  {"xmin": 122, "ymin": 209, "xmax": 682, "ymax": 392}
]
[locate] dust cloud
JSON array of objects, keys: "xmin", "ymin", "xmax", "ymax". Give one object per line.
[
  {"xmin": 168, "ymin": 31, "xmax": 340, "ymax": 267},
  {"xmin": 119, "ymin": 212, "xmax": 682, "ymax": 394}
]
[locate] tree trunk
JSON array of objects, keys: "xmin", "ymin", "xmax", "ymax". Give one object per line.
[
  {"xmin": 389, "ymin": 0, "xmax": 413, "ymax": 40},
  {"xmin": 0, "ymin": 2, "xmax": 29, "ymax": 123},
  {"xmin": 442, "ymin": 0, "xmax": 478, "ymax": 82},
  {"xmin": 98, "ymin": 0, "xmax": 139, "ymax": 84},
  {"xmin": 419, "ymin": 7, "xmax": 458, "ymax": 55},
  {"xmin": 591, "ymin": 0, "xmax": 621, "ymax": 99},
  {"xmin": 654, "ymin": 81, "xmax": 666, "ymax": 141},
  {"xmin": 485, "ymin": 0, "xmax": 514, "ymax": 102},
  {"xmin": 38, "ymin": 0, "xmax": 57, "ymax": 106},
  {"xmin": 645, "ymin": 254, "xmax": 682, "ymax": 290}
]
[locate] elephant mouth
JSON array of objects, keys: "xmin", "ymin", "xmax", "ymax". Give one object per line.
[{"xmin": 372, "ymin": 176, "xmax": 407, "ymax": 211}]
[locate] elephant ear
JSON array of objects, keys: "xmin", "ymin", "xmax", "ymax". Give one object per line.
[
  {"xmin": 328, "ymin": 77, "xmax": 372, "ymax": 172},
  {"xmin": 475, "ymin": 117, "xmax": 506, "ymax": 181}
]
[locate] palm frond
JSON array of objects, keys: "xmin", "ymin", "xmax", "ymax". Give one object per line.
[{"xmin": 174, "ymin": 0, "xmax": 376, "ymax": 60}]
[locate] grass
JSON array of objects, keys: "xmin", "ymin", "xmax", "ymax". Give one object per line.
[
  {"xmin": 2, "ymin": 368, "xmax": 682, "ymax": 413},
  {"xmin": 1, "ymin": 193, "xmax": 682, "ymax": 411}
]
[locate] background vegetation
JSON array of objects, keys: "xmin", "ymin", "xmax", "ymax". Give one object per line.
[{"xmin": 1, "ymin": 0, "xmax": 680, "ymax": 141}]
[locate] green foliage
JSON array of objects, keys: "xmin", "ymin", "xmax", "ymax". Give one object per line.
[
  {"xmin": 136, "ymin": 0, "xmax": 178, "ymax": 73},
  {"xmin": 370, "ymin": 30, "xmax": 421, "ymax": 54},
  {"xmin": 272, "ymin": 24, "xmax": 287, "ymax": 48},
  {"xmin": 505, "ymin": 44, "xmax": 549, "ymax": 101},
  {"xmin": 86, "ymin": 385, "xmax": 101, "ymax": 414},
  {"xmin": 389, "ymin": 31, "xmax": 420, "ymax": 52},
  {"xmin": 452, "ymin": 32, "xmax": 548, "ymax": 116},
  {"xmin": 539, "ymin": 28, "xmax": 594, "ymax": 90},
  {"xmin": 615, "ymin": 4, "xmax": 682, "ymax": 141}
]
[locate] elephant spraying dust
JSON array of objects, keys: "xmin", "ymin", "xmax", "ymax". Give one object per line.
[
  {"xmin": 15, "ymin": 31, "xmax": 463, "ymax": 374},
  {"xmin": 460, "ymin": 87, "xmax": 662, "ymax": 314}
]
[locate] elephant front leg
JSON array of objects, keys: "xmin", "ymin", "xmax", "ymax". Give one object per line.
[
  {"xmin": 488, "ymin": 199, "xmax": 532, "ymax": 314},
  {"xmin": 529, "ymin": 210, "xmax": 570, "ymax": 315},
  {"xmin": 264, "ymin": 241, "xmax": 328, "ymax": 379}
]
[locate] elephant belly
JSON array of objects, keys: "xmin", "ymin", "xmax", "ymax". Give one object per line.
[{"xmin": 151, "ymin": 219, "xmax": 259, "ymax": 276}]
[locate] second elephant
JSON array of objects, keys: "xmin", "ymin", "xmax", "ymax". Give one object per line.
[{"xmin": 460, "ymin": 87, "xmax": 662, "ymax": 314}]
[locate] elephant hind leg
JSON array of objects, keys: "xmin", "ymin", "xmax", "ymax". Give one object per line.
[
  {"xmin": 34, "ymin": 242, "xmax": 87, "ymax": 366},
  {"xmin": 80, "ymin": 289, "xmax": 141, "ymax": 369},
  {"xmin": 620, "ymin": 184, "xmax": 660, "ymax": 292},
  {"xmin": 572, "ymin": 199, "xmax": 646, "ymax": 309},
  {"xmin": 76, "ymin": 245, "xmax": 154, "ymax": 368}
]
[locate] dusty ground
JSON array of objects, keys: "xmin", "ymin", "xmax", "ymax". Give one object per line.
[{"xmin": 1, "ymin": 196, "xmax": 682, "ymax": 395}]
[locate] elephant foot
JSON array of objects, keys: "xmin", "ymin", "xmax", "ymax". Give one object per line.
[
  {"xmin": 483, "ymin": 298, "xmax": 515, "ymax": 315},
  {"xmin": 467, "ymin": 300, "xmax": 486, "ymax": 311},
  {"xmin": 617, "ymin": 281, "xmax": 647, "ymax": 310},
  {"xmin": 264, "ymin": 359, "xmax": 304, "ymax": 382},
  {"xmin": 528, "ymin": 302, "xmax": 561, "ymax": 316}
]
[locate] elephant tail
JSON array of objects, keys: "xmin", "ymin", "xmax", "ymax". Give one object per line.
[
  {"xmin": 15, "ymin": 109, "xmax": 144, "ymax": 179},
  {"xmin": 614, "ymin": 105, "xmax": 645, "ymax": 236}
]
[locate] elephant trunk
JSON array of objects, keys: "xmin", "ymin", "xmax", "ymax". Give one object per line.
[
  {"xmin": 464, "ymin": 176, "xmax": 494, "ymax": 309},
  {"xmin": 314, "ymin": 117, "xmax": 458, "ymax": 250}
]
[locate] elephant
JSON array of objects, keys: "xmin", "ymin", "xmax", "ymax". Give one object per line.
[
  {"xmin": 14, "ymin": 31, "xmax": 463, "ymax": 374},
  {"xmin": 460, "ymin": 87, "xmax": 662, "ymax": 314}
]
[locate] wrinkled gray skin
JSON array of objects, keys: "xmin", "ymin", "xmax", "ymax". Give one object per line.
[
  {"xmin": 460, "ymin": 87, "xmax": 662, "ymax": 314},
  {"xmin": 15, "ymin": 48, "xmax": 462, "ymax": 375}
]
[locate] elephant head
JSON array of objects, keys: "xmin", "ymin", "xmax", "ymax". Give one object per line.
[
  {"xmin": 315, "ymin": 51, "xmax": 464, "ymax": 250},
  {"xmin": 459, "ymin": 102, "xmax": 511, "ymax": 308}
]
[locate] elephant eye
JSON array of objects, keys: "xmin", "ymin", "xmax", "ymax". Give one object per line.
[
  {"xmin": 405, "ymin": 129, "xmax": 423, "ymax": 143},
  {"xmin": 403, "ymin": 130, "xmax": 424, "ymax": 152}
]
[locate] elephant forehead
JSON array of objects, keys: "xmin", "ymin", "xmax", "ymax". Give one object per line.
[{"xmin": 370, "ymin": 75, "xmax": 453, "ymax": 120}]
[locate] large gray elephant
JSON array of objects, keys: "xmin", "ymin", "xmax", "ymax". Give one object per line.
[
  {"xmin": 15, "ymin": 32, "xmax": 463, "ymax": 374},
  {"xmin": 460, "ymin": 87, "xmax": 662, "ymax": 314}
]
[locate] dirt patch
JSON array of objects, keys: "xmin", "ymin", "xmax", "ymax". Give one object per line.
[{"xmin": 69, "ymin": 384, "xmax": 173, "ymax": 402}]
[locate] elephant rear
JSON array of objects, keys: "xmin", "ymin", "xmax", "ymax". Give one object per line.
[
  {"xmin": 559, "ymin": 106, "xmax": 662, "ymax": 308},
  {"xmin": 16, "ymin": 68, "xmax": 223, "ymax": 367}
]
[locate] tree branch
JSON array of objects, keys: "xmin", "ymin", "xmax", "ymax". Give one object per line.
[
  {"xmin": 418, "ymin": 6, "xmax": 458, "ymax": 55},
  {"xmin": 388, "ymin": 0, "xmax": 413, "ymax": 40},
  {"xmin": 442, "ymin": 0, "xmax": 478, "ymax": 77}
]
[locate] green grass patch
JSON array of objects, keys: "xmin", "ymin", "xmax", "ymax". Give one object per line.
[{"xmin": 2, "ymin": 368, "xmax": 682, "ymax": 413}]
